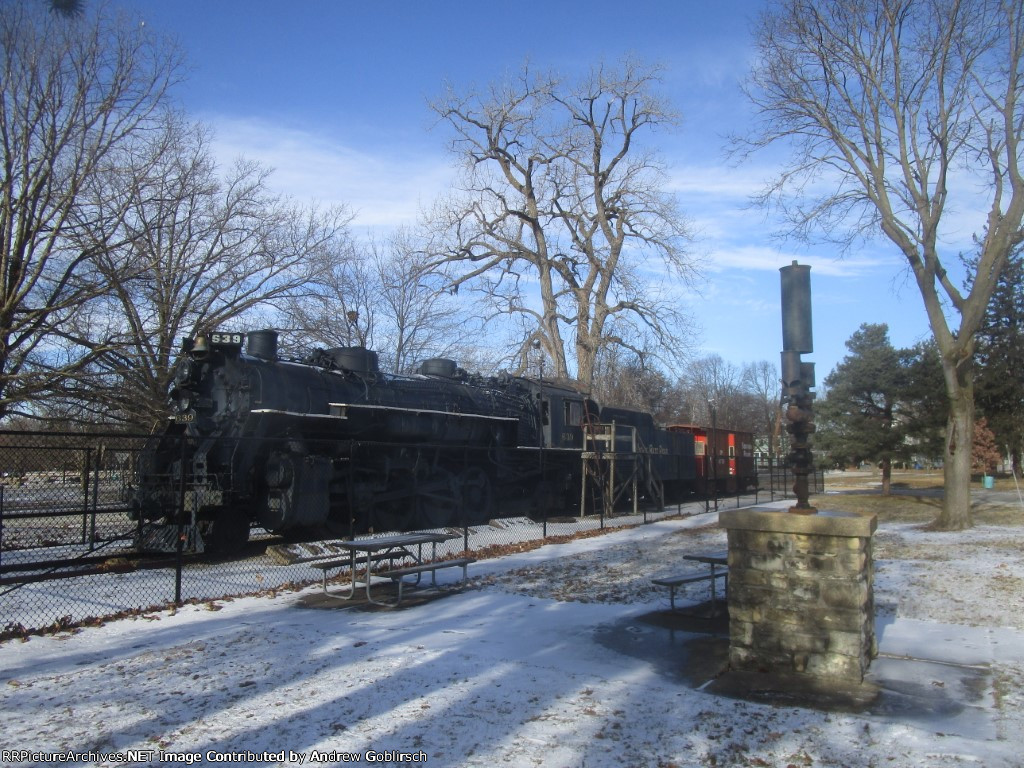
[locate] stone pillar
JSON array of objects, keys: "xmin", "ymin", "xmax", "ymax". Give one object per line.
[{"xmin": 720, "ymin": 507, "xmax": 877, "ymax": 682}]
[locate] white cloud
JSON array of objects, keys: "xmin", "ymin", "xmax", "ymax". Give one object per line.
[
  {"xmin": 702, "ymin": 244, "xmax": 897, "ymax": 278},
  {"xmin": 205, "ymin": 116, "xmax": 455, "ymax": 230},
  {"xmin": 667, "ymin": 162, "xmax": 775, "ymax": 200}
]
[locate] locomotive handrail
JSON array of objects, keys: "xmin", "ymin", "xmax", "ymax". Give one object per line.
[
  {"xmin": 249, "ymin": 409, "xmax": 349, "ymax": 419},
  {"xmin": 326, "ymin": 402, "xmax": 519, "ymax": 421}
]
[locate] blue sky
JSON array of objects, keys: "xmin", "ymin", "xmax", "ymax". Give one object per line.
[{"xmin": 113, "ymin": 0, "xmax": 943, "ymax": 381}]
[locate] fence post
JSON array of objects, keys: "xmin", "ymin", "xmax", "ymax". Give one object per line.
[
  {"xmin": 542, "ymin": 471, "xmax": 548, "ymax": 539},
  {"xmin": 135, "ymin": 449, "xmax": 144, "ymax": 548},
  {"xmin": 81, "ymin": 447, "xmax": 92, "ymax": 547},
  {"xmin": 90, "ymin": 449, "xmax": 100, "ymax": 547},
  {"xmin": 345, "ymin": 441, "xmax": 356, "ymax": 541},
  {"xmin": 175, "ymin": 436, "xmax": 186, "ymax": 606},
  {"xmin": 462, "ymin": 449, "xmax": 469, "ymax": 555}
]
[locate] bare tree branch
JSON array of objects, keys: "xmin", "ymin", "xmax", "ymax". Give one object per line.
[
  {"xmin": 284, "ymin": 227, "xmax": 478, "ymax": 375},
  {"xmin": 58, "ymin": 112, "xmax": 354, "ymax": 429},
  {"xmin": 0, "ymin": 2, "xmax": 182, "ymax": 418},
  {"xmin": 429, "ymin": 59, "xmax": 699, "ymax": 388}
]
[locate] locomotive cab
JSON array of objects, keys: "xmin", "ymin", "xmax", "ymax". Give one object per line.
[{"xmin": 525, "ymin": 381, "xmax": 596, "ymax": 450}]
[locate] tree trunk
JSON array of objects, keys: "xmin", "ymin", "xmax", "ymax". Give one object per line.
[
  {"xmin": 936, "ymin": 360, "xmax": 974, "ymax": 530},
  {"xmin": 880, "ymin": 457, "xmax": 891, "ymax": 496}
]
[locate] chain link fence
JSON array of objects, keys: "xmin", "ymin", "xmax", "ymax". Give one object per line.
[{"xmin": 1, "ymin": 430, "xmax": 818, "ymax": 637}]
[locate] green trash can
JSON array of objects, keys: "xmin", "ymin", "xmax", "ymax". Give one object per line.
[{"xmin": 983, "ymin": 475, "xmax": 994, "ymax": 489}]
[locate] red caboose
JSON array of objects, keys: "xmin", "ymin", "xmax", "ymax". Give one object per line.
[{"xmin": 667, "ymin": 424, "xmax": 757, "ymax": 495}]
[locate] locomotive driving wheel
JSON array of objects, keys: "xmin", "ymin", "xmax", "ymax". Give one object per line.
[
  {"xmin": 414, "ymin": 467, "xmax": 458, "ymax": 529},
  {"xmin": 372, "ymin": 497, "xmax": 415, "ymax": 533},
  {"xmin": 361, "ymin": 465, "xmax": 431, "ymax": 533},
  {"xmin": 457, "ymin": 466, "xmax": 494, "ymax": 525}
]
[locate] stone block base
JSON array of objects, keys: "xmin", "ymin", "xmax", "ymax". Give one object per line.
[{"xmin": 720, "ymin": 507, "xmax": 877, "ymax": 683}]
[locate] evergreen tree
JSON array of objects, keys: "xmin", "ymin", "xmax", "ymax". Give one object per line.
[
  {"xmin": 974, "ymin": 248, "xmax": 1024, "ymax": 476},
  {"xmin": 817, "ymin": 324, "xmax": 911, "ymax": 495},
  {"xmin": 899, "ymin": 341, "xmax": 948, "ymax": 465}
]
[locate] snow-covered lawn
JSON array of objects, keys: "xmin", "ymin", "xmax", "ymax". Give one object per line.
[{"xmin": 2, "ymin": 504, "xmax": 1023, "ymax": 767}]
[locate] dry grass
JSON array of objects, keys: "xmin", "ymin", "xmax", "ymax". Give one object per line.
[
  {"xmin": 824, "ymin": 469, "xmax": 945, "ymax": 491},
  {"xmin": 809, "ymin": 492, "xmax": 941, "ymax": 523},
  {"xmin": 813, "ymin": 469, "xmax": 1024, "ymax": 525}
]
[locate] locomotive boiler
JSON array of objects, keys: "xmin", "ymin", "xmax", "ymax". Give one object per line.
[{"xmin": 130, "ymin": 330, "xmax": 752, "ymax": 552}]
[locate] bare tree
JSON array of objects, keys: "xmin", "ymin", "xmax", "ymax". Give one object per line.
[
  {"xmin": 285, "ymin": 228, "xmax": 476, "ymax": 374},
  {"xmin": 61, "ymin": 113, "xmax": 354, "ymax": 430},
  {"xmin": 591, "ymin": 346, "xmax": 688, "ymax": 424},
  {"xmin": 281, "ymin": 233, "xmax": 370, "ymax": 354},
  {"xmin": 371, "ymin": 231, "xmax": 478, "ymax": 373},
  {"xmin": 737, "ymin": 0, "xmax": 1024, "ymax": 529},
  {"xmin": 0, "ymin": 2, "xmax": 181, "ymax": 419},
  {"xmin": 431, "ymin": 59, "xmax": 698, "ymax": 389},
  {"xmin": 682, "ymin": 354, "xmax": 750, "ymax": 428},
  {"xmin": 742, "ymin": 360, "xmax": 784, "ymax": 462}
]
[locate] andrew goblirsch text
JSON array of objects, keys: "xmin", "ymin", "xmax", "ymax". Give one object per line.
[{"xmin": 1, "ymin": 748, "xmax": 429, "ymax": 765}]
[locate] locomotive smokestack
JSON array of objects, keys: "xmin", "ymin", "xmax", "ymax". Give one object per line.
[{"xmin": 247, "ymin": 329, "xmax": 279, "ymax": 360}]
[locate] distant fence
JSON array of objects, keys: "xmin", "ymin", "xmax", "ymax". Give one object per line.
[
  {"xmin": 0, "ymin": 430, "xmax": 819, "ymax": 636},
  {"xmin": 755, "ymin": 458, "xmax": 825, "ymax": 501}
]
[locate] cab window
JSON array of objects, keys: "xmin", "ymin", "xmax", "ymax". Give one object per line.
[{"xmin": 564, "ymin": 399, "xmax": 584, "ymax": 426}]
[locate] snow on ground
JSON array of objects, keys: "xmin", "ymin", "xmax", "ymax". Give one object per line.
[{"xmin": 2, "ymin": 504, "xmax": 1024, "ymax": 768}]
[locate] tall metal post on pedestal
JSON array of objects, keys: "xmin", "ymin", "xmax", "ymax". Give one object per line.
[
  {"xmin": 780, "ymin": 261, "xmax": 817, "ymax": 514},
  {"xmin": 718, "ymin": 261, "xmax": 877, "ymax": 685}
]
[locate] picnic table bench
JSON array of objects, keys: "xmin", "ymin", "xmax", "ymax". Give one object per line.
[
  {"xmin": 652, "ymin": 550, "xmax": 729, "ymax": 614},
  {"xmin": 309, "ymin": 531, "xmax": 469, "ymax": 607},
  {"xmin": 308, "ymin": 550, "xmax": 410, "ymax": 586},
  {"xmin": 374, "ymin": 557, "xmax": 476, "ymax": 604}
]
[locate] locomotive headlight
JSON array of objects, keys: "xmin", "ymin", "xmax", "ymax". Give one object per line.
[
  {"xmin": 174, "ymin": 360, "xmax": 197, "ymax": 387},
  {"xmin": 168, "ymin": 387, "xmax": 192, "ymax": 413}
]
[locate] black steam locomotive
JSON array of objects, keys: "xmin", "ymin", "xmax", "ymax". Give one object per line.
[{"xmin": 130, "ymin": 330, "xmax": 750, "ymax": 552}]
